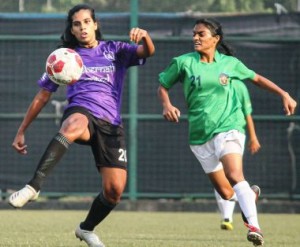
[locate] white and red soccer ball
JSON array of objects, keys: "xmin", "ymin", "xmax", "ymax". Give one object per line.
[{"xmin": 45, "ymin": 48, "xmax": 83, "ymax": 86}]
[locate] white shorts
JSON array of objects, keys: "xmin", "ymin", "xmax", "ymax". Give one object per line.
[{"xmin": 190, "ymin": 130, "xmax": 245, "ymax": 174}]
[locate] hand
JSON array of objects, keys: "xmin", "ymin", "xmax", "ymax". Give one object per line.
[
  {"xmin": 163, "ymin": 105, "xmax": 181, "ymax": 123},
  {"xmin": 12, "ymin": 132, "xmax": 28, "ymax": 155},
  {"xmin": 129, "ymin": 27, "xmax": 149, "ymax": 44},
  {"xmin": 282, "ymin": 92, "xmax": 297, "ymax": 115},
  {"xmin": 247, "ymin": 139, "xmax": 261, "ymax": 155}
]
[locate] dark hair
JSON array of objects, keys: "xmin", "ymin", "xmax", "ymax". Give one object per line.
[
  {"xmin": 194, "ymin": 18, "xmax": 234, "ymax": 56},
  {"xmin": 59, "ymin": 4, "xmax": 102, "ymax": 48}
]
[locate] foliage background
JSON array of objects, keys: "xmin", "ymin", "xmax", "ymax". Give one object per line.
[{"xmin": 0, "ymin": 0, "xmax": 299, "ymax": 13}]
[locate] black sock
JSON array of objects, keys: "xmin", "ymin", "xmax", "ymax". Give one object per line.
[
  {"xmin": 28, "ymin": 133, "xmax": 70, "ymax": 192},
  {"xmin": 80, "ymin": 192, "xmax": 116, "ymax": 231}
]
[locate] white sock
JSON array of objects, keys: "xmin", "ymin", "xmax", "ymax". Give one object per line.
[
  {"xmin": 214, "ymin": 189, "xmax": 236, "ymax": 222},
  {"xmin": 233, "ymin": 181, "xmax": 260, "ymax": 229}
]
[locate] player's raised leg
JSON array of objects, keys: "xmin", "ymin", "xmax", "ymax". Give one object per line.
[{"xmin": 9, "ymin": 133, "xmax": 71, "ymax": 208}]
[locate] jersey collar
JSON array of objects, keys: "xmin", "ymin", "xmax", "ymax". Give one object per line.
[{"xmin": 196, "ymin": 50, "xmax": 221, "ymax": 63}]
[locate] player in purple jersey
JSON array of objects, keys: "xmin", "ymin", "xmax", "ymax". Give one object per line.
[{"xmin": 9, "ymin": 4, "xmax": 155, "ymax": 247}]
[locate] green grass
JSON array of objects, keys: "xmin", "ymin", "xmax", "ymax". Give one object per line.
[{"xmin": 0, "ymin": 210, "xmax": 299, "ymax": 246}]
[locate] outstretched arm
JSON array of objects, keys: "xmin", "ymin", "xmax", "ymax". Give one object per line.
[
  {"xmin": 252, "ymin": 74, "xmax": 297, "ymax": 115},
  {"xmin": 129, "ymin": 27, "xmax": 155, "ymax": 58},
  {"xmin": 245, "ymin": 114, "xmax": 261, "ymax": 154},
  {"xmin": 12, "ymin": 89, "xmax": 52, "ymax": 154},
  {"xmin": 157, "ymin": 85, "xmax": 181, "ymax": 123}
]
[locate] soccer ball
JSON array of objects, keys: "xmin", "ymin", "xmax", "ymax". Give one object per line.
[{"xmin": 45, "ymin": 48, "xmax": 83, "ymax": 85}]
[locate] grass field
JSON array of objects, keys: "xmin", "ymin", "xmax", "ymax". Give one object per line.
[{"xmin": 0, "ymin": 210, "xmax": 300, "ymax": 247}]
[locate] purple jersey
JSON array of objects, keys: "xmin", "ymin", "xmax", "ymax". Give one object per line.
[{"xmin": 38, "ymin": 41, "xmax": 146, "ymax": 125}]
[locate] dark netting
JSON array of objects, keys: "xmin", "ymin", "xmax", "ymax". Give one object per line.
[
  {"xmin": 1, "ymin": 13, "xmax": 300, "ymax": 197},
  {"xmin": 1, "ymin": 12, "xmax": 300, "ymax": 37}
]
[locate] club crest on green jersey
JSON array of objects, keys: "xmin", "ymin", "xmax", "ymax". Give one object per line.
[{"xmin": 219, "ymin": 73, "xmax": 229, "ymax": 86}]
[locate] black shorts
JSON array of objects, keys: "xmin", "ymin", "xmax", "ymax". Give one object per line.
[{"xmin": 62, "ymin": 106, "xmax": 127, "ymax": 170}]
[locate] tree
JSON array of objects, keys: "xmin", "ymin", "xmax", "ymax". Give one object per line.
[{"xmin": 0, "ymin": 0, "xmax": 298, "ymax": 13}]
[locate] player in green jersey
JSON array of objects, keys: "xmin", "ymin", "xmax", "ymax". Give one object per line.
[
  {"xmin": 234, "ymin": 81, "xmax": 261, "ymax": 155},
  {"xmin": 215, "ymin": 81, "xmax": 261, "ymax": 231},
  {"xmin": 158, "ymin": 18, "xmax": 297, "ymax": 246}
]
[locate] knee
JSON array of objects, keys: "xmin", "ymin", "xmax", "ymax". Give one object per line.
[
  {"xmin": 60, "ymin": 114, "xmax": 89, "ymax": 141},
  {"xmin": 103, "ymin": 183, "xmax": 124, "ymax": 204},
  {"xmin": 61, "ymin": 119, "xmax": 85, "ymax": 134}
]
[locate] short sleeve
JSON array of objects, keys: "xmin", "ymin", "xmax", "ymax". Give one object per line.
[
  {"xmin": 116, "ymin": 42, "xmax": 146, "ymax": 68},
  {"xmin": 37, "ymin": 73, "xmax": 59, "ymax": 92},
  {"xmin": 234, "ymin": 60, "xmax": 256, "ymax": 81},
  {"xmin": 158, "ymin": 58, "xmax": 181, "ymax": 89}
]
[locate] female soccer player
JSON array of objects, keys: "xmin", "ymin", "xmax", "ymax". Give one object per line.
[
  {"xmin": 157, "ymin": 18, "xmax": 296, "ymax": 246},
  {"xmin": 215, "ymin": 80, "xmax": 261, "ymax": 231},
  {"xmin": 9, "ymin": 4, "xmax": 155, "ymax": 247}
]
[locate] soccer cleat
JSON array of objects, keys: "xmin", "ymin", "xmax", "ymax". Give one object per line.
[
  {"xmin": 245, "ymin": 223, "xmax": 264, "ymax": 246},
  {"xmin": 220, "ymin": 218, "xmax": 234, "ymax": 230},
  {"xmin": 9, "ymin": 185, "xmax": 39, "ymax": 208},
  {"xmin": 75, "ymin": 226, "xmax": 105, "ymax": 247},
  {"xmin": 251, "ymin": 185, "xmax": 261, "ymax": 202}
]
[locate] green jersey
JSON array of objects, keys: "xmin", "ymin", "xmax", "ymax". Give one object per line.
[
  {"xmin": 232, "ymin": 80, "xmax": 252, "ymax": 117},
  {"xmin": 159, "ymin": 51, "xmax": 256, "ymax": 145}
]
